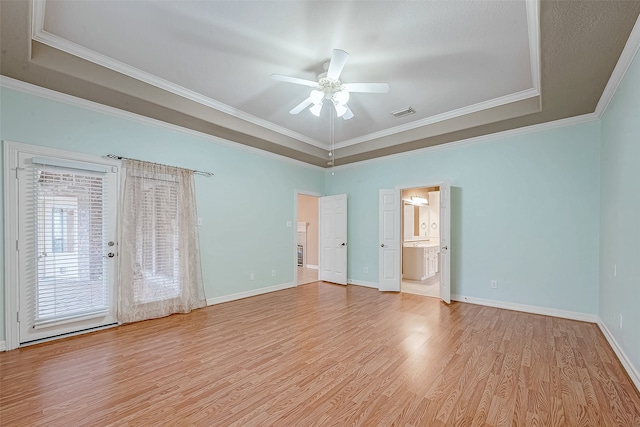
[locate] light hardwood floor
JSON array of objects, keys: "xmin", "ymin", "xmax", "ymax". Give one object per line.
[{"xmin": 1, "ymin": 282, "xmax": 639, "ymax": 426}]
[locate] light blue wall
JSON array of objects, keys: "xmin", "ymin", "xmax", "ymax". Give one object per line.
[
  {"xmin": 0, "ymin": 86, "xmax": 325, "ymax": 341},
  {"xmin": 326, "ymin": 121, "xmax": 601, "ymax": 315},
  {"xmin": 600, "ymin": 49, "xmax": 640, "ymax": 373},
  {"xmin": 2, "ymin": 62, "xmax": 634, "ymax": 357}
]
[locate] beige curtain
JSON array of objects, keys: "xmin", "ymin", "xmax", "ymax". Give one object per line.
[{"xmin": 118, "ymin": 159, "xmax": 206, "ymax": 323}]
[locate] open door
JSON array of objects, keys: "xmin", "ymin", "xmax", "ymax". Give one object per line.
[
  {"xmin": 379, "ymin": 189, "xmax": 401, "ymax": 291},
  {"xmin": 439, "ymin": 183, "xmax": 451, "ymax": 304},
  {"xmin": 318, "ymin": 194, "xmax": 347, "ymax": 285}
]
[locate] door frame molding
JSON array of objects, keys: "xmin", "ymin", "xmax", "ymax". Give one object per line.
[
  {"xmin": 3, "ymin": 141, "xmax": 120, "ymax": 350},
  {"xmin": 395, "ymin": 180, "xmax": 449, "ymax": 295},
  {"xmin": 293, "ymin": 189, "xmax": 323, "ymax": 287}
]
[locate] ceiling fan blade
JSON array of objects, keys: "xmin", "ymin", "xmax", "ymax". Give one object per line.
[
  {"xmin": 343, "ymin": 82, "xmax": 390, "ymax": 93},
  {"xmin": 271, "ymin": 74, "xmax": 318, "ymax": 87},
  {"xmin": 326, "ymin": 49, "xmax": 349, "ymax": 80},
  {"xmin": 342, "ymin": 105, "xmax": 354, "ymax": 120},
  {"xmin": 289, "ymin": 97, "xmax": 314, "ymax": 114}
]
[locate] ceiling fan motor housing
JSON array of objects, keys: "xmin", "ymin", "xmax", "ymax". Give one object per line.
[{"xmin": 318, "ymin": 77, "xmax": 346, "ymax": 99}]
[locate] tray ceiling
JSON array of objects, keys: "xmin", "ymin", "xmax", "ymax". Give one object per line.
[{"xmin": 2, "ymin": 1, "xmax": 640, "ymax": 166}]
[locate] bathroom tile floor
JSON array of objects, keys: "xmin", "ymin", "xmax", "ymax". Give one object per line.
[
  {"xmin": 401, "ymin": 272, "xmax": 440, "ymax": 298},
  {"xmin": 297, "ymin": 266, "xmax": 318, "ymax": 285}
]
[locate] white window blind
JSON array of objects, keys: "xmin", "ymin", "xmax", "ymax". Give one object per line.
[{"xmin": 33, "ymin": 165, "xmax": 109, "ymax": 326}]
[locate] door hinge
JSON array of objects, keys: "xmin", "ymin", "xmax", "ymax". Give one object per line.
[
  {"xmin": 16, "ymin": 239, "xmax": 19, "ymax": 251},
  {"xmin": 16, "ymin": 311, "xmax": 20, "ymax": 322}
]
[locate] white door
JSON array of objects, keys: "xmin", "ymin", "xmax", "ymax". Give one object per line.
[
  {"xmin": 379, "ymin": 189, "xmax": 401, "ymax": 291},
  {"xmin": 318, "ymin": 194, "xmax": 347, "ymax": 285},
  {"xmin": 15, "ymin": 150, "xmax": 118, "ymax": 344},
  {"xmin": 439, "ymin": 183, "xmax": 451, "ymax": 304}
]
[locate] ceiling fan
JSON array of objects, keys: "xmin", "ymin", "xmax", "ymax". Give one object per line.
[{"xmin": 271, "ymin": 49, "xmax": 390, "ymax": 120}]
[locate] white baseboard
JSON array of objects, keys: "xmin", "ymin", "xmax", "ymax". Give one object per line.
[
  {"xmin": 451, "ymin": 294, "xmax": 598, "ymax": 323},
  {"xmin": 597, "ymin": 319, "xmax": 640, "ymax": 393},
  {"xmin": 0, "ymin": 341, "xmax": 5, "ymax": 352},
  {"xmin": 348, "ymin": 280, "xmax": 379, "ymax": 289},
  {"xmin": 305, "ymin": 264, "xmax": 318, "ymax": 270},
  {"xmin": 206, "ymin": 282, "xmax": 296, "ymax": 306}
]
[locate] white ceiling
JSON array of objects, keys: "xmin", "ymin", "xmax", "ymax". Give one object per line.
[{"xmin": 37, "ymin": 0, "xmax": 538, "ymax": 152}]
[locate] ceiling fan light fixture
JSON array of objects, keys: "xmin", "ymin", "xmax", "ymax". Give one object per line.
[
  {"xmin": 310, "ymin": 102, "xmax": 323, "ymax": 117},
  {"xmin": 334, "ymin": 102, "xmax": 347, "ymax": 117},
  {"xmin": 272, "ymin": 49, "xmax": 390, "ymax": 121},
  {"xmin": 404, "ymin": 196, "xmax": 428, "ymax": 206},
  {"xmin": 310, "ymin": 89, "xmax": 324, "ymax": 104},
  {"xmin": 333, "ymin": 89, "xmax": 350, "ymax": 105},
  {"xmin": 412, "ymin": 196, "xmax": 428, "ymax": 205}
]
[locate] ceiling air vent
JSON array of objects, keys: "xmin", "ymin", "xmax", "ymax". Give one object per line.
[{"xmin": 391, "ymin": 107, "xmax": 416, "ymax": 118}]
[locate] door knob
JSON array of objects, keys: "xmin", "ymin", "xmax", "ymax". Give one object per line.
[
  {"xmin": 380, "ymin": 244, "xmax": 385, "ymax": 248},
  {"xmin": 107, "ymin": 252, "xmax": 115, "ymax": 258},
  {"xmin": 341, "ymin": 243, "xmax": 346, "ymax": 246},
  {"xmin": 442, "ymin": 246, "xmax": 448, "ymax": 250}
]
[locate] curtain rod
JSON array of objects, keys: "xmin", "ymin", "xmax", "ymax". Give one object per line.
[{"xmin": 105, "ymin": 154, "xmax": 214, "ymax": 178}]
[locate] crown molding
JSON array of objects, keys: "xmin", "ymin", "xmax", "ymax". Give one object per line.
[
  {"xmin": 526, "ymin": 0, "xmax": 541, "ymax": 93},
  {"xmin": 0, "ymin": 76, "xmax": 325, "ymax": 171},
  {"xmin": 331, "ymin": 113, "xmax": 600, "ymax": 172},
  {"xmin": 333, "ymin": 88, "xmax": 540, "ymax": 150},
  {"xmin": 595, "ymin": 15, "xmax": 640, "ymax": 117}
]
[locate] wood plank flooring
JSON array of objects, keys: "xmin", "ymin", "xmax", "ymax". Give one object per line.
[{"xmin": 1, "ymin": 282, "xmax": 639, "ymax": 426}]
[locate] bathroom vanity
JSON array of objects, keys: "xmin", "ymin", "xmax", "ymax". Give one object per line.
[{"xmin": 403, "ymin": 242, "xmax": 439, "ymax": 281}]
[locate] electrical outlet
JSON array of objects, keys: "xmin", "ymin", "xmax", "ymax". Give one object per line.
[
  {"xmin": 620, "ymin": 314, "xmax": 623, "ymax": 329},
  {"xmin": 491, "ymin": 280, "xmax": 497, "ymax": 289},
  {"xmin": 364, "ymin": 267, "xmax": 369, "ymax": 273},
  {"xmin": 286, "ymin": 221, "xmax": 292, "ymax": 227},
  {"xmin": 272, "ymin": 269, "xmax": 276, "ymax": 277},
  {"xmin": 250, "ymin": 273, "xmax": 255, "ymax": 280}
]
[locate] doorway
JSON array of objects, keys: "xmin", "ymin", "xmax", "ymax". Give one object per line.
[
  {"xmin": 296, "ymin": 194, "xmax": 319, "ymax": 285},
  {"xmin": 5, "ymin": 142, "xmax": 119, "ymax": 349},
  {"xmin": 400, "ymin": 186, "xmax": 441, "ymax": 298}
]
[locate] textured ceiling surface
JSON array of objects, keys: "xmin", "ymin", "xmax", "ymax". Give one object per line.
[{"xmin": 1, "ymin": 1, "xmax": 639, "ymax": 166}]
